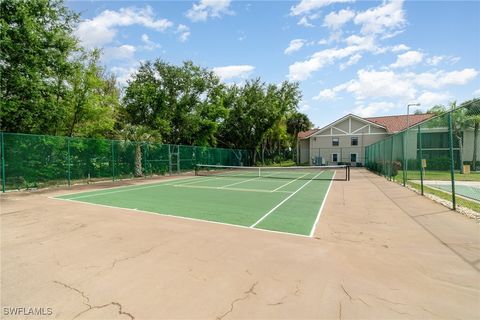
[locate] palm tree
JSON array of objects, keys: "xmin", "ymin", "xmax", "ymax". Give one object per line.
[
  {"xmin": 121, "ymin": 125, "xmax": 161, "ymax": 177},
  {"xmin": 462, "ymin": 98, "xmax": 480, "ymax": 171}
]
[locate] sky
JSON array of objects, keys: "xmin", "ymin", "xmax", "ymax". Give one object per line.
[{"xmin": 67, "ymin": 0, "xmax": 480, "ymax": 128}]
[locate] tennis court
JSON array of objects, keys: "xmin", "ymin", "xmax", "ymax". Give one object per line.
[{"xmin": 54, "ymin": 165, "xmax": 349, "ymax": 236}]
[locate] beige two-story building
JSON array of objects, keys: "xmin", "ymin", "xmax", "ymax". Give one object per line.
[{"xmin": 297, "ymin": 113, "xmax": 433, "ymax": 166}]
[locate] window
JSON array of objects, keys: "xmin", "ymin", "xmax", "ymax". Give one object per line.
[
  {"xmin": 351, "ymin": 137, "xmax": 358, "ymax": 146},
  {"xmin": 332, "ymin": 153, "xmax": 338, "ymax": 162},
  {"xmin": 332, "ymin": 138, "xmax": 339, "ymax": 146},
  {"xmin": 350, "ymin": 153, "xmax": 357, "ymax": 163}
]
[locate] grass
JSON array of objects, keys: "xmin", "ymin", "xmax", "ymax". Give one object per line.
[
  {"xmin": 407, "ymin": 181, "xmax": 480, "ymax": 213},
  {"xmin": 397, "ymin": 170, "xmax": 480, "ymax": 182}
]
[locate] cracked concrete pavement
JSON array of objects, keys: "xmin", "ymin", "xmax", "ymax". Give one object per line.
[{"xmin": 1, "ymin": 169, "xmax": 479, "ymax": 319}]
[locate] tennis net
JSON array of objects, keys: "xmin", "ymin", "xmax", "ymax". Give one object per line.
[{"xmin": 195, "ymin": 164, "xmax": 350, "ymax": 181}]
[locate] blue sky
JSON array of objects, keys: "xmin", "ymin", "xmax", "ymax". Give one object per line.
[{"xmin": 67, "ymin": 0, "xmax": 480, "ymax": 127}]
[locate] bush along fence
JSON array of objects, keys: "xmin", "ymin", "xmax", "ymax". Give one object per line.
[
  {"xmin": 0, "ymin": 132, "xmax": 250, "ymax": 192},
  {"xmin": 365, "ymin": 103, "xmax": 480, "ymax": 213}
]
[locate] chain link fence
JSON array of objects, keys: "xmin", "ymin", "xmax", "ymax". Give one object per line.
[
  {"xmin": 365, "ymin": 102, "xmax": 480, "ymax": 213},
  {"xmin": 0, "ymin": 132, "xmax": 250, "ymax": 191}
]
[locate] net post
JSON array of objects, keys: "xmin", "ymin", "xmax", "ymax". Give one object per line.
[
  {"xmin": 447, "ymin": 113, "xmax": 456, "ymax": 210},
  {"xmin": 67, "ymin": 137, "xmax": 71, "ymax": 187},
  {"xmin": 111, "ymin": 140, "xmax": 115, "ymax": 182},
  {"xmin": 1, "ymin": 132, "xmax": 5, "ymax": 193},
  {"xmin": 418, "ymin": 126, "xmax": 424, "ymax": 195}
]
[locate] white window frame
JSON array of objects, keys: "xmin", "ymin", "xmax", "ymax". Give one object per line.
[
  {"xmin": 350, "ymin": 153, "xmax": 358, "ymax": 163},
  {"xmin": 332, "ymin": 137, "xmax": 339, "ymax": 146},
  {"xmin": 351, "ymin": 136, "xmax": 358, "ymax": 146}
]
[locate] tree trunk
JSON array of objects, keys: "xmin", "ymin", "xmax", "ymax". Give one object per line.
[
  {"xmin": 473, "ymin": 123, "xmax": 479, "ymax": 171},
  {"xmin": 135, "ymin": 144, "xmax": 142, "ymax": 177}
]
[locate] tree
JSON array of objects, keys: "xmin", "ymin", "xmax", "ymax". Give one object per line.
[
  {"xmin": 286, "ymin": 111, "xmax": 313, "ymax": 158},
  {"xmin": 0, "ymin": 0, "xmax": 79, "ymax": 134},
  {"xmin": 122, "ymin": 60, "xmax": 227, "ymax": 146},
  {"xmin": 64, "ymin": 49, "xmax": 119, "ymax": 138},
  {"xmin": 461, "ymin": 98, "xmax": 480, "ymax": 171},
  {"xmin": 120, "ymin": 125, "xmax": 161, "ymax": 177}
]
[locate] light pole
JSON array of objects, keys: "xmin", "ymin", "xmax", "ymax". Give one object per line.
[{"xmin": 403, "ymin": 103, "xmax": 421, "ymax": 186}]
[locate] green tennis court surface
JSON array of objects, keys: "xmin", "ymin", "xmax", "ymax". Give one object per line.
[{"xmin": 55, "ymin": 168, "xmax": 340, "ymax": 236}]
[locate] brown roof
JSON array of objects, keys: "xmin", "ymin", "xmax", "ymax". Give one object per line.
[
  {"xmin": 364, "ymin": 114, "xmax": 434, "ymax": 133},
  {"xmin": 297, "ymin": 113, "xmax": 434, "ymax": 138},
  {"xmin": 297, "ymin": 129, "xmax": 319, "ymax": 139}
]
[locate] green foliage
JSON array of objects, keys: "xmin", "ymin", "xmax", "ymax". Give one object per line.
[{"xmin": 0, "ymin": 0, "xmax": 79, "ymax": 134}]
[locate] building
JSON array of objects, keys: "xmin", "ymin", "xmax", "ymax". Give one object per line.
[{"xmin": 297, "ymin": 113, "xmax": 434, "ymax": 166}]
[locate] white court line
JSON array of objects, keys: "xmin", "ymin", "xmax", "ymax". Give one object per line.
[
  {"xmin": 309, "ymin": 171, "xmax": 336, "ymax": 237},
  {"xmin": 270, "ymin": 172, "xmax": 313, "ymax": 192},
  {"xmin": 250, "ymin": 171, "xmax": 323, "ymax": 228},
  {"xmin": 173, "ymin": 184, "xmax": 293, "ymax": 194},
  {"xmin": 57, "ymin": 175, "xmax": 196, "ymax": 199},
  {"xmin": 218, "ymin": 176, "xmax": 263, "ymax": 189},
  {"xmin": 50, "ymin": 197, "xmax": 310, "ymax": 238}
]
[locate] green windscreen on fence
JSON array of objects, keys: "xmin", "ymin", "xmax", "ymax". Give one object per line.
[
  {"xmin": 365, "ymin": 102, "xmax": 480, "ymax": 212},
  {"xmin": 0, "ymin": 132, "xmax": 250, "ymax": 191}
]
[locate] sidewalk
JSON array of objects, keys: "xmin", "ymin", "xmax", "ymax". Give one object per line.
[{"xmin": 1, "ymin": 169, "xmax": 479, "ymax": 319}]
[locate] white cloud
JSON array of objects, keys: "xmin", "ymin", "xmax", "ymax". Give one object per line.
[
  {"xmin": 111, "ymin": 65, "xmax": 139, "ymax": 86},
  {"xmin": 76, "ymin": 6, "xmax": 173, "ymax": 48},
  {"xmin": 354, "ymin": 0, "xmax": 405, "ymax": 36},
  {"xmin": 353, "ymin": 101, "xmax": 397, "ymax": 117},
  {"xmin": 288, "ymin": 38, "xmax": 378, "ymax": 81},
  {"xmin": 340, "ymin": 53, "xmax": 362, "ymax": 70},
  {"xmin": 290, "ymin": 0, "xmax": 354, "ymax": 16},
  {"xmin": 473, "ymin": 88, "xmax": 480, "ymax": 97},
  {"xmin": 390, "ymin": 50, "xmax": 424, "ymax": 68},
  {"xmin": 176, "ymin": 24, "xmax": 191, "ymax": 42},
  {"xmin": 391, "ymin": 44, "xmax": 410, "ymax": 52},
  {"xmin": 416, "ymin": 91, "xmax": 453, "ymax": 107},
  {"xmin": 285, "ymin": 39, "xmax": 306, "ymax": 55},
  {"xmin": 412, "ymin": 68, "xmax": 479, "ymax": 88},
  {"xmin": 345, "ymin": 69, "xmax": 416, "ymax": 100},
  {"xmin": 103, "ymin": 45, "xmax": 136, "ymax": 61},
  {"xmin": 140, "ymin": 34, "xmax": 160, "ymax": 50},
  {"xmin": 426, "ymin": 55, "xmax": 444, "ymax": 66},
  {"xmin": 299, "ymin": 104, "xmax": 311, "ymax": 112},
  {"xmin": 323, "ymin": 9, "xmax": 355, "ymax": 29},
  {"xmin": 314, "ymin": 89, "xmax": 337, "ymax": 100},
  {"xmin": 186, "ymin": 0, "xmax": 232, "ymax": 22},
  {"xmin": 212, "ymin": 65, "xmax": 255, "ymax": 81},
  {"xmin": 298, "ymin": 16, "xmax": 314, "ymax": 27}
]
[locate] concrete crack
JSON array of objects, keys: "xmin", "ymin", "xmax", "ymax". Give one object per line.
[
  {"xmin": 338, "ymin": 302, "xmax": 342, "ymax": 320},
  {"xmin": 341, "ymin": 284, "xmax": 369, "ymax": 306},
  {"xmin": 53, "ymin": 281, "xmax": 135, "ymax": 320},
  {"xmin": 111, "ymin": 247, "xmax": 155, "ymax": 269},
  {"xmin": 216, "ymin": 282, "xmax": 258, "ymax": 320}
]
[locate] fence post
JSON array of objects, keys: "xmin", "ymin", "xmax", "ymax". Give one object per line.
[
  {"xmin": 418, "ymin": 126, "xmax": 424, "ymax": 195},
  {"xmin": 1, "ymin": 132, "xmax": 5, "ymax": 193},
  {"xmin": 390, "ymin": 137, "xmax": 394, "ymax": 181},
  {"xmin": 111, "ymin": 140, "xmax": 115, "ymax": 181},
  {"xmin": 447, "ymin": 113, "xmax": 456, "ymax": 210},
  {"xmin": 143, "ymin": 142, "xmax": 147, "ymax": 178},
  {"xmin": 402, "ymin": 132, "xmax": 406, "ymax": 186},
  {"xmin": 67, "ymin": 137, "xmax": 71, "ymax": 187}
]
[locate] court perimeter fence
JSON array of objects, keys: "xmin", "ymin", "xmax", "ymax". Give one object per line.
[
  {"xmin": 365, "ymin": 103, "xmax": 480, "ymax": 213},
  {"xmin": 0, "ymin": 132, "xmax": 250, "ymax": 192}
]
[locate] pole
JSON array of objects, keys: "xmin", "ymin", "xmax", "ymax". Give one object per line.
[
  {"xmin": 390, "ymin": 137, "xmax": 394, "ymax": 181},
  {"xmin": 1, "ymin": 133, "xmax": 6, "ymax": 193},
  {"xmin": 448, "ymin": 113, "xmax": 456, "ymax": 210},
  {"xmin": 402, "ymin": 130, "xmax": 406, "ymax": 186},
  {"xmin": 143, "ymin": 142, "xmax": 147, "ymax": 178},
  {"xmin": 67, "ymin": 137, "xmax": 71, "ymax": 187},
  {"xmin": 418, "ymin": 126, "xmax": 424, "ymax": 195},
  {"xmin": 111, "ymin": 140, "xmax": 115, "ymax": 181}
]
